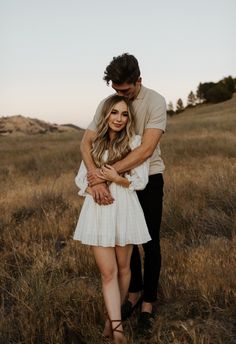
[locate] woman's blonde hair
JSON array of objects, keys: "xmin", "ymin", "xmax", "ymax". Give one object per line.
[{"xmin": 91, "ymin": 95, "xmax": 135, "ymax": 167}]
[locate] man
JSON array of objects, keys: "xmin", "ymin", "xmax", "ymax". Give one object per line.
[{"xmin": 80, "ymin": 53, "xmax": 166, "ymax": 334}]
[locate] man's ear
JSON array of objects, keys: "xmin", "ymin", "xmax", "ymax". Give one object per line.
[{"xmin": 137, "ymin": 77, "xmax": 142, "ymax": 84}]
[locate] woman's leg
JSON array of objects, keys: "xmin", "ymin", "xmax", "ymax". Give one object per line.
[
  {"xmin": 115, "ymin": 244, "xmax": 133, "ymax": 304},
  {"xmin": 91, "ymin": 246, "xmax": 125, "ymax": 342}
]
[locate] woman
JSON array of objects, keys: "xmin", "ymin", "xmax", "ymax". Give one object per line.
[{"xmin": 74, "ymin": 95, "xmax": 150, "ymax": 343}]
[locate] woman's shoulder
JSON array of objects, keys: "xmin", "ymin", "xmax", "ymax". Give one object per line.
[{"xmin": 129, "ymin": 135, "xmax": 142, "ymax": 149}]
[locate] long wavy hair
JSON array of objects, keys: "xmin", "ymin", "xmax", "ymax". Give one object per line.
[{"xmin": 91, "ymin": 95, "xmax": 135, "ymax": 168}]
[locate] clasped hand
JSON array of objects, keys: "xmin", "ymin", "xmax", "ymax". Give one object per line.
[
  {"xmin": 87, "ymin": 165, "xmax": 118, "ymax": 205},
  {"xmin": 96, "ymin": 164, "xmax": 119, "ymax": 182}
]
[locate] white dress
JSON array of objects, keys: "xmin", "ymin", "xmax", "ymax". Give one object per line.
[{"xmin": 73, "ymin": 135, "xmax": 151, "ymax": 247}]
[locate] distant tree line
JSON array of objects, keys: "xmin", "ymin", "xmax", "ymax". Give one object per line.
[{"xmin": 167, "ymin": 75, "xmax": 236, "ymax": 116}]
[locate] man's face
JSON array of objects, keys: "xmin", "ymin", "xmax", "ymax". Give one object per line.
[{"xmin": 112, "ymin": 78, "xmax": 141, "ymax": 100}]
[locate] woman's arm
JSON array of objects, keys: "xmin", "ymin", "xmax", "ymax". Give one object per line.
[
  {"xmin": 85, "ymin": 186, "xmax": 93, "ymax": 195},
  {"xmin": 97, "ymin": 165, "xmax": 131, "ymax": 188}
]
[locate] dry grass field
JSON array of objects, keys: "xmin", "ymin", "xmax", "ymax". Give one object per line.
[{"xmin": 0, "ymin": 96, "xmax": 236, "ymax": 343}]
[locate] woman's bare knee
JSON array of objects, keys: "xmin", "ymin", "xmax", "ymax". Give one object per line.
[
  {"xmin": 101, "ymin": 266, "xmax": 118, "ymax": 284},
  {"xmin": 115, "ymin": 245, "xmax": 133, "ymax": 276},
  {"xmin": 117, "ymin": 265, "xmax": 130, "ymax": 278}
]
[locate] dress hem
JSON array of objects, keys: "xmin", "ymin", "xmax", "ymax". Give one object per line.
[{"xmin": 73, "ymin": 238, "xmax": 151, "ymax": 247}]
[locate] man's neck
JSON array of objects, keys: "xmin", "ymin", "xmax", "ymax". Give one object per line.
[{"xmin": 133, "ymin": 84, "xmax": 142, "ymax": 100}]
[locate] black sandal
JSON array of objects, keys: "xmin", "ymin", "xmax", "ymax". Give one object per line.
[
  {"xmin": 110, "ymin": 319, "xmax": 123, "ymax": 334},
  {"xmin": 110, "ymin": 320, "xmax": 127, "ymax": 344}
]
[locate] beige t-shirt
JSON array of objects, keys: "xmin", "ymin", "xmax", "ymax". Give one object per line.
[{"xmin": 88, "ymin": 85, "xmax": 167, "ymax": 175}]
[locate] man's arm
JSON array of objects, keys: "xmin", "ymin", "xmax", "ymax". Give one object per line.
[
  {"xmin": 80, "ymin": 129, "xmax": 96, "ymax": 170},
  {"xmin": 80, "ymin": 129, "xmax": 114, "ymax": 205},
  {"xmin": 113, "ymin": 128, "xmax": 163, "ymax": 174},
  {"xmin": 80, "ymin": 97, "xmax": 106, "ymax": 171},
  {"xmin": 80, "ymin": 129, "xmax": 107, "ymax": 186}
]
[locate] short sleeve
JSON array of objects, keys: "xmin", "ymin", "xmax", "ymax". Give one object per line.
[
  {"xmin": 75, "ymin": 161, "xmax": 88, "ymax": 197},
  {"xmin": 146, "ymin": 95, "xmax": 167, "ymax": 132},
  {"xmin": 87, "ymin": 100, "xmax": 104, "ymax": 132},
  {"xmin": 125, "ymin": 135, "xmax": 149, "ymax": 191},
  {"xmin": 87, "ymin": 95, "xmax": 114, "ymax": 132}
]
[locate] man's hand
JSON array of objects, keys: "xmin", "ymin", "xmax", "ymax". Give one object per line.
[
  {"xmin": 87, "ymin": 168, "xmax": 105, "ymax": 186},
  {"xmin": 91, "ymin": 183, "xmax": 114, "ymax": 205}
]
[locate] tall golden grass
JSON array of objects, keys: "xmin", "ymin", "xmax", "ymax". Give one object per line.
[{"xmin": 0, "ymin": 96, "xmax": 235, "ymax": 343}]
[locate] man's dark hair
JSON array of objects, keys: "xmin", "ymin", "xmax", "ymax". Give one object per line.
[{"xmin": 103, "ymin": 53, "xmax": 140, "ymax": 85}]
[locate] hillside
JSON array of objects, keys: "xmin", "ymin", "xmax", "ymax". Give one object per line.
[
  {"xmin": 168, "ymin": 92, "xmax": 236, "ymax": 124},
  {"xmin": 0, "ymin": 97, "xmax": 235, "ymax": 343},
  {"xmin": 163, "ymin": 94, "xmax": 236, "ymax": 158},
  {"xmin": 1, "ymin": 94, "xmax": 235, "ymax": 137},
  {"xmin": 0, "ymin": 115, "xmax": 82, "ymax": 136}
]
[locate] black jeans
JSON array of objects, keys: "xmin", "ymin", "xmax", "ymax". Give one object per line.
[{"xmin": 129, "ymin": 173, "xmax": 164, "ymax": 303}]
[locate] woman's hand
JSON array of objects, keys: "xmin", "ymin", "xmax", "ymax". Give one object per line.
[{"xmin": 96, "ymin": 164, "xmax": 119, "ymax": 183}]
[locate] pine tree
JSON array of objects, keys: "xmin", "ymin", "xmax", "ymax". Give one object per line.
[
  {"xmin": 187, "ymin": 91, "xmax": 197, "ymax": 107},
  {"xmin": 167, "ymin": 101, "xmax": 175, "ymax": 116},
  {"xmin": 176, "ymin": 98, "xmax": 184, "ymax": 113}
]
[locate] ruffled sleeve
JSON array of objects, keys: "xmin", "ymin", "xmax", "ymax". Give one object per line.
[
  {"xmin": 125, "ymin": 135, "xmax": 150, "ymax": 191},
  {"xmin": 75, "ymin": 161, "xmax": 88, "ymax": 197}
]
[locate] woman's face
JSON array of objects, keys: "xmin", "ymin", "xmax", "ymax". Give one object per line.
[{"xmin": 108, "ymin": 100, "xmax": 129, "ymax": 134}]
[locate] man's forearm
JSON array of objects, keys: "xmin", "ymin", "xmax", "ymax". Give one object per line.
[
  {"xmin": 113, "ymin": 128, "xmax": 163, "ymax": 173},
  {"xmin": 113, "ymin": 145, "xmax": 150, "ymax": 174},
  {"xmin": 80, "ymin": 130, "xmax": 107, "ymax": 186},
  {"xmin": 80, "ymin": 130, "xmax": 96, "ymax": 171},
  {"xmin": 81, "ymin": 147, "xmax": 96, "ymax": 171}
]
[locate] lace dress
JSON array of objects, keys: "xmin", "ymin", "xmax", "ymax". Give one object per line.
[{"xmin": 73, "ymin": 135, "xmax": 151, "ymax": 247}]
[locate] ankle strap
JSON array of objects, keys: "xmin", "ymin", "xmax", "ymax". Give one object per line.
[{"xmin": 110, "ymin": 320, "xmax": 123, "ymax": 334}]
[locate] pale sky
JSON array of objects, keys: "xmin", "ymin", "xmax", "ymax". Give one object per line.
[{"xmin": 1, "ymin": 0, "xmax": 235, "ymax": 128}]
